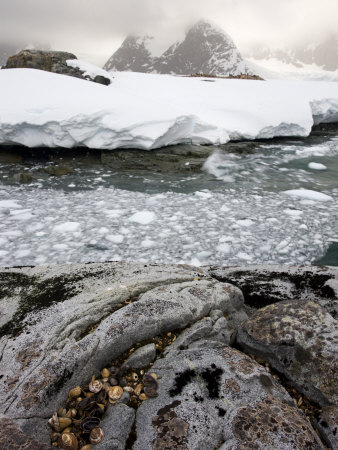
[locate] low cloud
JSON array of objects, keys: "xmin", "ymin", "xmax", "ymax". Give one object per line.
[{"xmin": 0, "ymin": 0, "xmax": 337, "ymax": 66}]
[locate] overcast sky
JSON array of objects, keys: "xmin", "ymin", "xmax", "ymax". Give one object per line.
[{"xmin": 1, "ymin": 0, "xmax": 337, "ymax": 66}]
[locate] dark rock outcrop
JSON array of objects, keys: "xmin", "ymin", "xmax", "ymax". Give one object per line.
[{"xmin": 2, "ymin": 49, "xmax": 111, "ymax": 85}]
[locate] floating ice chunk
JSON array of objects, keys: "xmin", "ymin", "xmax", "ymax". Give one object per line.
[
  {"xmin": 10, "ymin": 212, "xmax": 34, "ymax": 221},
  {"xmin": 129, "ymin": 211, "xmax": 156, "ymax": 225},
  {"xmin": 237, "ymin": 252, "xmax": 253, "ymax": 261},
  {"xmin": 283, "ymin": 189, "xmax": 333, "ymax": 202},
  {"xmin": 53, "ymin": 243, "xmax": 69, "ymax": 251},
  {"xmin": 53, "ymin": 222, "xmax": 81, "ymax": 233},
  {"xmin": 283, "ymin": 208, "xmax": 303, "ymax": 217},
  {"xmin": 220, "ymin": 205, "xmax": 231, "ymax": 212},
  {"xmin": 14, "ymin": 249, "xmax": 31, "ymax": 258},
  {"xmin": 196, "ymin": 250, "xmax": 213, "ymax": 260},
  {"xmin": 141, "ymin": 239, "xmax": 156, "ymax": 248},
  {"xmin": 104, "ymin": 209, "xmax": 124, "ymax": 218},
  {"xmin": 237, "ymin": 219, "xmax": 254, "ymax": 227},
  {"xmin": 98, "ymin": 227, "xmax": 109, "ymax": 234},
  {"xmin": 0, "ymin": 200, "xmax": 21, "ymax": 208},
  {"xmin": 190, "ymin": 257, "xmax": 202, "ymax": 267},
  {"xmin": 308, "ymin": 162, "xmax": 327, "ymax": 170},
  {"xmin": 217, "ymin": 243, "xmax": 231, "ymax": 254},
  {"xmin": 106, "ymin": 234, "xmax": 124, "ymax": 244},
  {"xmin": 219, "ymin": 235, "xmax": 233, "ymax": 242},
  {"xmin": 195, "ymin": 191, "xmax": 212, "ymax": 199}
]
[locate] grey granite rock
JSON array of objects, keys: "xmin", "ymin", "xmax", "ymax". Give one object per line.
[
  {"xmin": 315, "ymin": 405, "xmax": 338, "ymax": 449},
  {"xmin": 0, "ymin": 261, "xmax": 243, "ymax": 445},
  {"xmin": 125, "ymin": 343, "xmax": 157, "ymax": 369},
  {"xmin": 134, "ymin": 345, "xmax": 323, "ymax": 449},
  {"xmin": 209, "ymin": 264, "xmax": 338, "ymax": 318},
  {"xmin": 237, "ymin": 299, "xmax": 337, "ymax": 406},
  {"xmin": 0, "ymin": 418, "xmax": 53, "ymax": 449},
  {"xmin": 0, "ymin": 261, "xmax": 334, "ymax": 448},
  {"xmin": 95, "ymin": 403, "xmax": 135, "ymax": 450}
]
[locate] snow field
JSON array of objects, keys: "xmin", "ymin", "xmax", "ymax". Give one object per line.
[{"xmin": 0, "ymin": 69, "xmax": 337, "ymax": 150}]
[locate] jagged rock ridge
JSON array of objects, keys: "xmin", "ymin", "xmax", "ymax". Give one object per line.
[{"xmin": 104, "ymin": 20, "xmax": 251, "ymax": 76}]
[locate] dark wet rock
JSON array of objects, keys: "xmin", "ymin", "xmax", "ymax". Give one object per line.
[
  {"xmin": 315, "ymin": 241, "xmax": 338, "ymax": 267},
  {"xmin": 125, "ymin": 343, "xmax": 156, "ymax": 369},
  {"xmin": 315, "ymin": 405, "xmax": 338, "ymax": 448},
  {"xmin": 93, "ymin": 74, "xmax": 111, "ymax": 86},
  {"xmin": 101, "ymin": 144, "xmax": 214, "ymax": 173},
  {"xmin": 134, "ymin": 345, "xmax": 323, "ymax": 449},
  {"xmin": 95, "ymin": 403, "xmax": 135, "ymax": 450},
  {"xmin": 44, "ymin": 164, "xmax": 74, "ymax": 177},
  {"xmin": 12, "ymin": 172, "xmax": 33, "ymax": 183},
  {"xmin": 209, "ymin": 264, "xmax": 338, "ymax": 318},
  {"xmin": 0, "ymin": 418, "xmax": 53, "ymax": 449},
  {"xmin": 117, "ymin": 391, "xmax": 131, "ymax": 405},
  {"xmin": 0, "ymin": 149, "xmax": 23, "ymax": 163},
  {"xmin": 237, "ymin": 299, "xmax": 337, "ymax": 406},
  {"xmin": 2, "ymin": 49, "xmax": 111, "ymax": 85}
]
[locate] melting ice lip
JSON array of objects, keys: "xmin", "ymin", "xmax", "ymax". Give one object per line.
[{"xmin": 0, "ymin": 69, "xmax": 337, "ymax": 150}]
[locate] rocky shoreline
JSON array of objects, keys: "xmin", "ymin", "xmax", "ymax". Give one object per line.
[{"xmin": 0, "ymin": 262, "xmax": 337, "ymax": 449}]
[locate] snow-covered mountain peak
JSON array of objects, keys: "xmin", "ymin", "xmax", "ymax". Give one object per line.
[
  {"xmin": 104, "ymin": 20, "xmax": 251, "ymax": 76},
  {"xmin": 188, "ymin": 19, "xmax": 232, "ymax": 40}
]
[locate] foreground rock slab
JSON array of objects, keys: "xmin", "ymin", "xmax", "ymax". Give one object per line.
[
  {"xmin": 135, "ymin": 345, "xmax": 323, "ymax": 449},
  {"xmin": 0, "ymin": 262, "xmax": 243, "ymax": 443},
  {"xmin": 0, "ymin": 262, "xmax": 336, "ymax": 448},
  {"xmin": 237, "ymin": 299, "xmax": 337, "ymax": 407}
]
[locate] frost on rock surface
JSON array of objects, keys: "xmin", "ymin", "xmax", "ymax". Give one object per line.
[{"xmin": 0, "ymin": 68, "xmax": 337, "ymax": 150}]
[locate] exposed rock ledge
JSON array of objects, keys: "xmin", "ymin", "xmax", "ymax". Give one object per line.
[
  {"xmin": 0, "ymin": 262, "xmax": 337, "ymax": 449},
  {"xmin": 1, "ymin": 49, "xmax": 111, "ymax": 85}
]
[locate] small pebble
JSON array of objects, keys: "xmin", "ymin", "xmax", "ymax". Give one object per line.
[
  {"xmin": 139, "ymin": 393, "xmax": 148, "ymax": 401},
  {"xmin": 124, "ymin": 386, "xmax": 134, "ymax": 393}
]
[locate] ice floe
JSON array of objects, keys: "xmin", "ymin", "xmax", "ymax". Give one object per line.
[{"xmin": 283, "ymin": 189, "xmax": 333, "ymax": 202}]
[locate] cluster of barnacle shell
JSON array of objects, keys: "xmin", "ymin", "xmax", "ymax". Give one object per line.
[{"xmin": 48, "ymin": 366, "xmax": 159, "ymax": 449}]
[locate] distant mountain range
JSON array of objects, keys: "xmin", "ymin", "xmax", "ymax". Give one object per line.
[
  {"xmin": 103, "ymin": 20, "xmax": 251, "ymax": 76},
  {"xmin": 246, "ymin": 35, "xmax": 338, "ymax": 72}
]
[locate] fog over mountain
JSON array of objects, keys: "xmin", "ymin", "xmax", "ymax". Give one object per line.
[
  {"xmin": 0, "ymin": 0, "xmax": 337, "ymax": 67},
  {"xmin": 104, "ymin": 20, "xmax": 250, "ymax": 76},
  {"xmin": 247, "ymin": 35, "xmax": 338, "ymax": 72}
]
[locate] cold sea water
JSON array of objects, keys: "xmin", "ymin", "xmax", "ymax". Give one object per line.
[{"xmin": 0, "ymin": 124, "xmax": 337, "ymax": 268}]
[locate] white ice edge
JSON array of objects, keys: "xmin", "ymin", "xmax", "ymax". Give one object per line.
[{"xmin": 0, "ymin": 68, "xmax": 337, "ymax": 150}]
